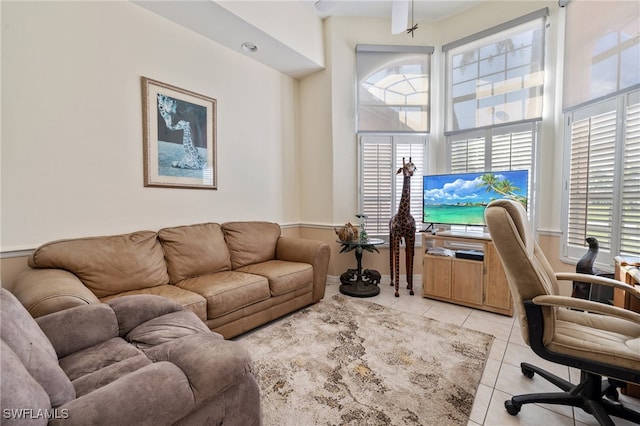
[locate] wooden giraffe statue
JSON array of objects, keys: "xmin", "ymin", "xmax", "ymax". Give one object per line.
[{"xmin": 389, "ymin": 157, "xmax": 417, "ymax": 297}]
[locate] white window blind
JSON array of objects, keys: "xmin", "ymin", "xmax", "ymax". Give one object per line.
[
  {"xmin": 563, "ymin": 0, "xmax": 640, "ymax": 109},
  {"xmin": 443, "ymin": 9, "xmax": 548, "ymax": 133},
  {"xmin": 357, "ymin": 45, "xmax": 433, "ymax": 133},
  {"xmin": 360, "ymin": 135, "xmax": 425, "ymax": 236}
]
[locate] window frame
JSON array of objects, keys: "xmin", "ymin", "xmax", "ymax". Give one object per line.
[
  {"xmin": 441, "ymin": 10, "xmax": 547, "ymax": 233},
  {"xmin": 356, "ymin": 45, "xmax": 432, "ymax": 239},
  {"xmin": 561, "ymin": 89, "xmax": 640, "ymax": 267},
  {"xmin": 446, "ymin": 121, "xmax": 540, "ymax": 233}
]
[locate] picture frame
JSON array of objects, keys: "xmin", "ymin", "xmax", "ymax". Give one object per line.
[{"xmin": 141, "ymin": 77, "xmax": 217, "ymax": 189}]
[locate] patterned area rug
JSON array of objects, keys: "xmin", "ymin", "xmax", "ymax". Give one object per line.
[{"xmin": 236, "ymin": 294, "xmax": 494, "ymax": 425}]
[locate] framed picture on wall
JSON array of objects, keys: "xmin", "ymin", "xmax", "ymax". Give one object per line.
[{"xmin": 141, "ymin": 77, "xmax": 217, "ymax": 189}]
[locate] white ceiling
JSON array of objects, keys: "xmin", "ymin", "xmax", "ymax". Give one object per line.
[
  {"xmin": 134, "ymin": 1, "xmax": 485, "ymax": 79},
  {"xmin": 310, "ymin": 0, "xmax": 483, "ymax": 22}
]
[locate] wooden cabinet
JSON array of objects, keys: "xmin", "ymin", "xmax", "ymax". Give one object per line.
[
  {"xmin": 423, "ymin": 255, "xmax": 452, "ymax": 299},
  {"xmin": 614, "ymin": 257, "xmax": 640, "ymax": 398},
  {"xmin": 422, "ymin": 232, "xmax": 513, "ymax": 316}
]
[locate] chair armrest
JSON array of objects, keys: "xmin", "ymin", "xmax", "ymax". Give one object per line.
[
  {"xmin": 555, "ymin": 272, "xmax": 640, "ymax": 299},
  {"xmin": 11, "ymin": 269, "xmax": 100, "ymax": 318},
  {"xmin": 276, "ymin": 236, "xmax": 331, "ymax": 301},
  {"xmin": 52, "ymin": 362, "xmax": 195, "ymax": 426},
  {"xmin": 532, "ymin": 294, "xmax": 640, "ymax": 324}
]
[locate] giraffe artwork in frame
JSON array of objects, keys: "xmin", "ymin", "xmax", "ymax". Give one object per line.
[{"xmin": 142, "ymin": 77, "xmax": 217, "ymax": 189}]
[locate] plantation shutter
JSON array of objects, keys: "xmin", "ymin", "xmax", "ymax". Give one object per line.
[
  {"xmin": 395, "ymin": 141, "xmax": 424, "ymax": 226},
  {"xmin": 621, "ymin": 100, "xmax": 640, "ymax": 254},
  {"xmin": 360, "ymin": 135, "xmax": 425, "ymax": 236},
  {"xmin": 564, "ymin": 92, "xmax": 640, "ymax": 261},
  {"xmin": 361, "ymin": 138, "xmax": 393, "ymax": 235},
  {"xmin": 567, "ymin": 107, "xmax": 617, "ymax": 251},
  {"xmin": 448, "ymin": 123, "xmax": 536, "ymax": 174},
  {"xmin": 450, "ymin": 136, "xmax": 485, "ymax": 173},
  {"xmin": 491, "ymin": 126, "xmax": 533, "ymax": 170}
]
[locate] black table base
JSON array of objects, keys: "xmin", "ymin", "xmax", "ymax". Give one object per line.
[
  {"xmin": 339, "ymin": 268, "xmax": 381, "ymax": 298},
  {"xmin": 337, "ymin": 238, "xmax": 384, "ymax": 299}
]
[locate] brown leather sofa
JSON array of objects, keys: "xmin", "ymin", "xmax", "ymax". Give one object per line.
[
  {"xmin": 11, "ymin": 221, "xmax": 331, "ymax": 338},
  {"xmin": 0, "ymin": 288, "xmax": 261, "ymax": 426}
]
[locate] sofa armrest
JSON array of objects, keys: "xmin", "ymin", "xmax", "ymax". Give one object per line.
[
  {"xmin": 106, "ymin": 294, "xmax": 190, "ymax": 336},
  {"xmin": 145, "ymin": 333, "xmax": 253, "ymax": 407},
  {"xmin": 51, "ymin": 362, "xmax": 196, "ymax": 426},
  {"xmin": 276, "ymin": 236, "xmax": 331, "ymax": 301},
  {"xmin": 11, "ymin": 269, "xmax": 100, "ymax": 318},
  {"xmin": 36, "ymin": 304, "xmax": 119, "ymax": 359}
]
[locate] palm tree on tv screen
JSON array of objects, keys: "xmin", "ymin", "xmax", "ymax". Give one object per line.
[{"xmin": 478, "ymin": 173, "xmax": 527, "ymax": 207}]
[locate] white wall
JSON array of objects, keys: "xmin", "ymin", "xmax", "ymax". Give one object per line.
[
  {"xmin": 1, "ymin": 1, "xmax": 301, "ymax": 251},
  {"xmin": 1, "ymin": 0, "xmax": 566, "ymax": 254}
]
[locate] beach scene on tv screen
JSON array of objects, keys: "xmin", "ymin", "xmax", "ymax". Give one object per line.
[{"xmin": 423, "ymin": 170, "xmax": 529, "ymax": 226}]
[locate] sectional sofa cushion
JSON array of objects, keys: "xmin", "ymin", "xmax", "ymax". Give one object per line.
[
  {"xmin": 222, "ymin": 222, "xmax": 281, "ymax": 269},
  {"xmin": 237, "ymin": 260, "xmax": 314, "ymax": 296},
  {"xmin": 176, "ymin": 271, "xmax": 271, "ymax": 319},
  {"xmin": 158, "ymin": 223, "xmax": 232, "ymax": 283},
  {"xmin": 28, "ymin": 231, "xmax": 169, "ymax": 298},
  {"xmin": 99, "ymin": 285, "xmax": 207, "ymax": 322}
]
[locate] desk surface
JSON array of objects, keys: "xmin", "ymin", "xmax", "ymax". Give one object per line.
[{"xmin": 615, "ymin": 256, "xmax": 640, "ymax": 283}]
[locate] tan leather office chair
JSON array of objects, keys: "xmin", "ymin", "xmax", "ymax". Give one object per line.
[{"xmin": 485, "ymin": 199, "xmax": 640, "ymax": 426}]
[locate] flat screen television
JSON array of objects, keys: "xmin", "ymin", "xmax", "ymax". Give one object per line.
[{"xmin": 422, "ymin": 170, "xmax": 529, "ymax": 226}]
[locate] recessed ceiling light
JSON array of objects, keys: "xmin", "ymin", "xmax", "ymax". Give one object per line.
[{"xmin": 241, "ymin": 42, "xmax": 259, "ymax": 53}]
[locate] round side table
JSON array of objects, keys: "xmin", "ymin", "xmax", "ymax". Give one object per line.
[{"xmin": 337, "ymin": 238, "xmax": 384, "ymax": 297}]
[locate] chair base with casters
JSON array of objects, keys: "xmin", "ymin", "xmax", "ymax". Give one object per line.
[{"xmin": 504, "ymin": 300, "xmax": 640, "ymax": 426}]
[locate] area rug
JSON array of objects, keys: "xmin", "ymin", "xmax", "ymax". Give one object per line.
[{"xmin": 236, "ymin": 294, "xmax": 494, "ymax": 425}]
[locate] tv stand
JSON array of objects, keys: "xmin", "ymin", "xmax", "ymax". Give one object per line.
[
  {"xmin": 422, "ymin": 232, "xmax": 513, "ymax": 316},
  {"xmin": 421, "ymin": 223, "xmax": 435, "ymax": 233}
]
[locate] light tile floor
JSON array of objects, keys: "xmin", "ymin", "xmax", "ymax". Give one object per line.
[{"xmin": 324, "ymin": 281, "xmax": 640, "ymax": 426}]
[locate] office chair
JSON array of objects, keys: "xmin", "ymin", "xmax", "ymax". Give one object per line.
[{"xmin": 484, "ymin": 199, "xmax": 640, "ymax": 426}]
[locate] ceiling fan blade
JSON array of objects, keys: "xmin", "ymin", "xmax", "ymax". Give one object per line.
[
  {"xmin": 391, "ymin": 0, "xmax": 409, "ymax": 34},
  {"xmin": 313, "ymin": 0, "xmax": 336, "ymax": 14}
]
